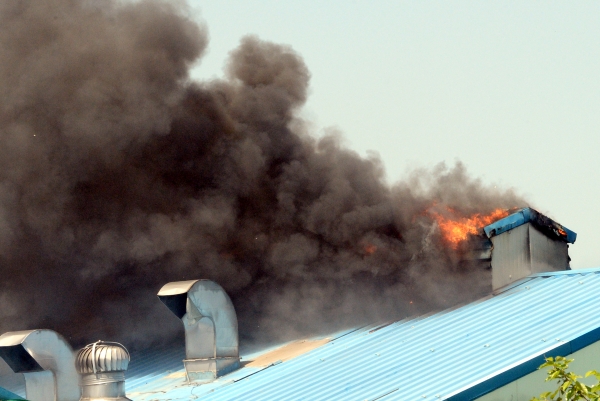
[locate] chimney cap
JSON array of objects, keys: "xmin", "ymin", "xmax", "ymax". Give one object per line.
[{"xmin": 483, "ymin": 207, "xmax": 576, "ymax": 243}]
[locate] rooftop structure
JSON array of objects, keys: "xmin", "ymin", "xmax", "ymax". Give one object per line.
[
  {"xmin": 482, "ymin": 207, "xmax": 576, "ymax": 289},
  {"xmin": 118, "ymin": 267, "xmax": 600, "ymax": 400},
  {"xmin": 0, "ymin": 208, "xmax": 588, "ymax": 400}
]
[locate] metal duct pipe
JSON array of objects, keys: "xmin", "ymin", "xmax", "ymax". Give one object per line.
[
  {"xmin": 75, "ymin": 341, "xmax": 131, "ymax": 401},
  {"xmin": 157, "ymin": 279, "xmax": 240, "ymax": 382},
  {"xmin": 0, "ymin": 329, "xmax": 79, "ymax": 401}
]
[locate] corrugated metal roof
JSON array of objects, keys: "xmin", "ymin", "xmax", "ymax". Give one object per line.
[
  {"xmin": 0, "ymin": 386, "xmax": 23, "ymax": 400},
  {"xmin": 127, "ymin": 342, "xmax": 186, "ymax": 391},
  {"xmin": 0, "ymin": 370, "xmax": 24, "ymax": 398},
  {"xmin": 125, "ymin": 267, "xmax": 600, "ymax": 400}
]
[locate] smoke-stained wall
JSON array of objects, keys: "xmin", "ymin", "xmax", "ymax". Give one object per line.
[{"xmin": 0, "ymin": 0, "xmax": 526, "ymax": 348}]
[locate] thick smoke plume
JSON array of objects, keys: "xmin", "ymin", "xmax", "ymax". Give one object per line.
[{"xmin": 0, "ymin": 0, "xmax": 525, "ymax": 349}]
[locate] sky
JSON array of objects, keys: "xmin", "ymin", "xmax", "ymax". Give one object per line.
[{"xmin": 186, "ymin": 1, "xmax": 600, "ymax": 268}]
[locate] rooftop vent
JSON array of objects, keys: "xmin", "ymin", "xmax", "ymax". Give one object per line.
[
  {"xmin": 483, "ymin": 207, "xmax": 576, "ymax": 290},
  {"xmin": 75, "ymin": 341, "xmax": 131, "ymax": 401},
  {"xmin": 0, "ymin": 329, "xmax": 79, "ymax": 401},
  {"xmin": 157, "ymin": 279, "xmax": 240, "ymax": 382}
]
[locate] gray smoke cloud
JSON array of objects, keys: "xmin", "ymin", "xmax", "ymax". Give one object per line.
[{"xmin": 0, "ymin": 0, "xmax": 526, "ymax": 348}]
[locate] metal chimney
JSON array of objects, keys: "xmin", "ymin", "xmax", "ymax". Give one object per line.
[
  {"xmin": 75, "ymin": 341, "xmax": 131, "ymax": 401},
  {"xmin": 157, "ymin": 279, "xmax": 240, "ymax": 382},
  {"xmin": 483, "ymin": 207, "xmax": 577, "ymax": 290},
  {"xmin": 0, "ymin": 329, "xmax": 79, "ymax": 401}
]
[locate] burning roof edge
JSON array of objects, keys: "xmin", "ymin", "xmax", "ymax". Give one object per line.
[{"xmin": 483, "ymin": 207, "xmax": 576, "ymax": 244}]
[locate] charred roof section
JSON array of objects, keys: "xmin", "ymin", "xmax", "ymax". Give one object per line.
[{"xmin": 484, "ymin": 207, "xmax": 576, "ymax": 244}]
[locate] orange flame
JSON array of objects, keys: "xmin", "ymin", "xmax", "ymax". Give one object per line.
[
  {"xmin": 430, "ymin": 207, "xmax": 509, "ymax": 248},
  {"xmin": 364, "ymin": 244, "xmax": 377, "ymax": 255}
]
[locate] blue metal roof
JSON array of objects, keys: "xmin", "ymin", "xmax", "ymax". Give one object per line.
[
  {"xmin": 0, "ymin": 372, "xmax": 24, "ymax": 399},
  {"xmin": 127, "ymin": 267, "xmax": 600, "ymax": 401},
  {"xmin": 483, "ymin": 207, "xmax": 577, "ymax": 243},
  {"xmin": 0, "ymin": 386, "xmax": 23, "ymax": 400}
]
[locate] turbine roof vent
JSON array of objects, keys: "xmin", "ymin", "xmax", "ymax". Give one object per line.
[
  {"xmin": 76, "ymin": 341, "xmax": 131, "ymax": 401},
  {"xmin": 75, "ymin": 341, "xmax": 130, "ymax": 374}
]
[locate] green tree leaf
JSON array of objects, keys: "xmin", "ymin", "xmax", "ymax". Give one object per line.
[{"xmin": 531, "ymin": 357, "xmax": 600, "ymax": 401}]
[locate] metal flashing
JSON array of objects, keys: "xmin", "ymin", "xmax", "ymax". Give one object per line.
[
  {"xmin": 492, "ymin": 276, "xmax": 536, "ymax": 295},
  {"xmin": 528, "ymin": 266, "xmax": 597, "ymax": 277}
]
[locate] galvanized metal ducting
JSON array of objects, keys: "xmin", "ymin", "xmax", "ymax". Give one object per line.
[
  {"xmin": 75, "ymin": 341, "xmax": 131, "ymax": 401},
  {"xmin": 157, "ymin": 279, "xmax": 240, "ymax": 382},
  {"xmin": 0, "ymin": 329, "xmax": 79, "ymax": 401}
]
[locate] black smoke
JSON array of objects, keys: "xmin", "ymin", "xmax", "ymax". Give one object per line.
[{"xmin": 0, "ymin": 0, "xmax": 525, "ymax": 349}]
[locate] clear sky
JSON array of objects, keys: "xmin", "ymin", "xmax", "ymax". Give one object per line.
[{"xmin": 186, "ymin": 1, "xmax": 600, "ymax": 268}]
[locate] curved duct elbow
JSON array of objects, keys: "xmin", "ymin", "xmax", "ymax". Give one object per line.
[
  {"xmin": 157, "ymin": 279, "xmax": 240, "ymax": 382},
  {"xmin": 0, "ymin": 329, "xmax": 79, "ymax": 401},
  {"xmin": 75, "ymin": 341, "xmax": 131, "ymax": 401}
]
